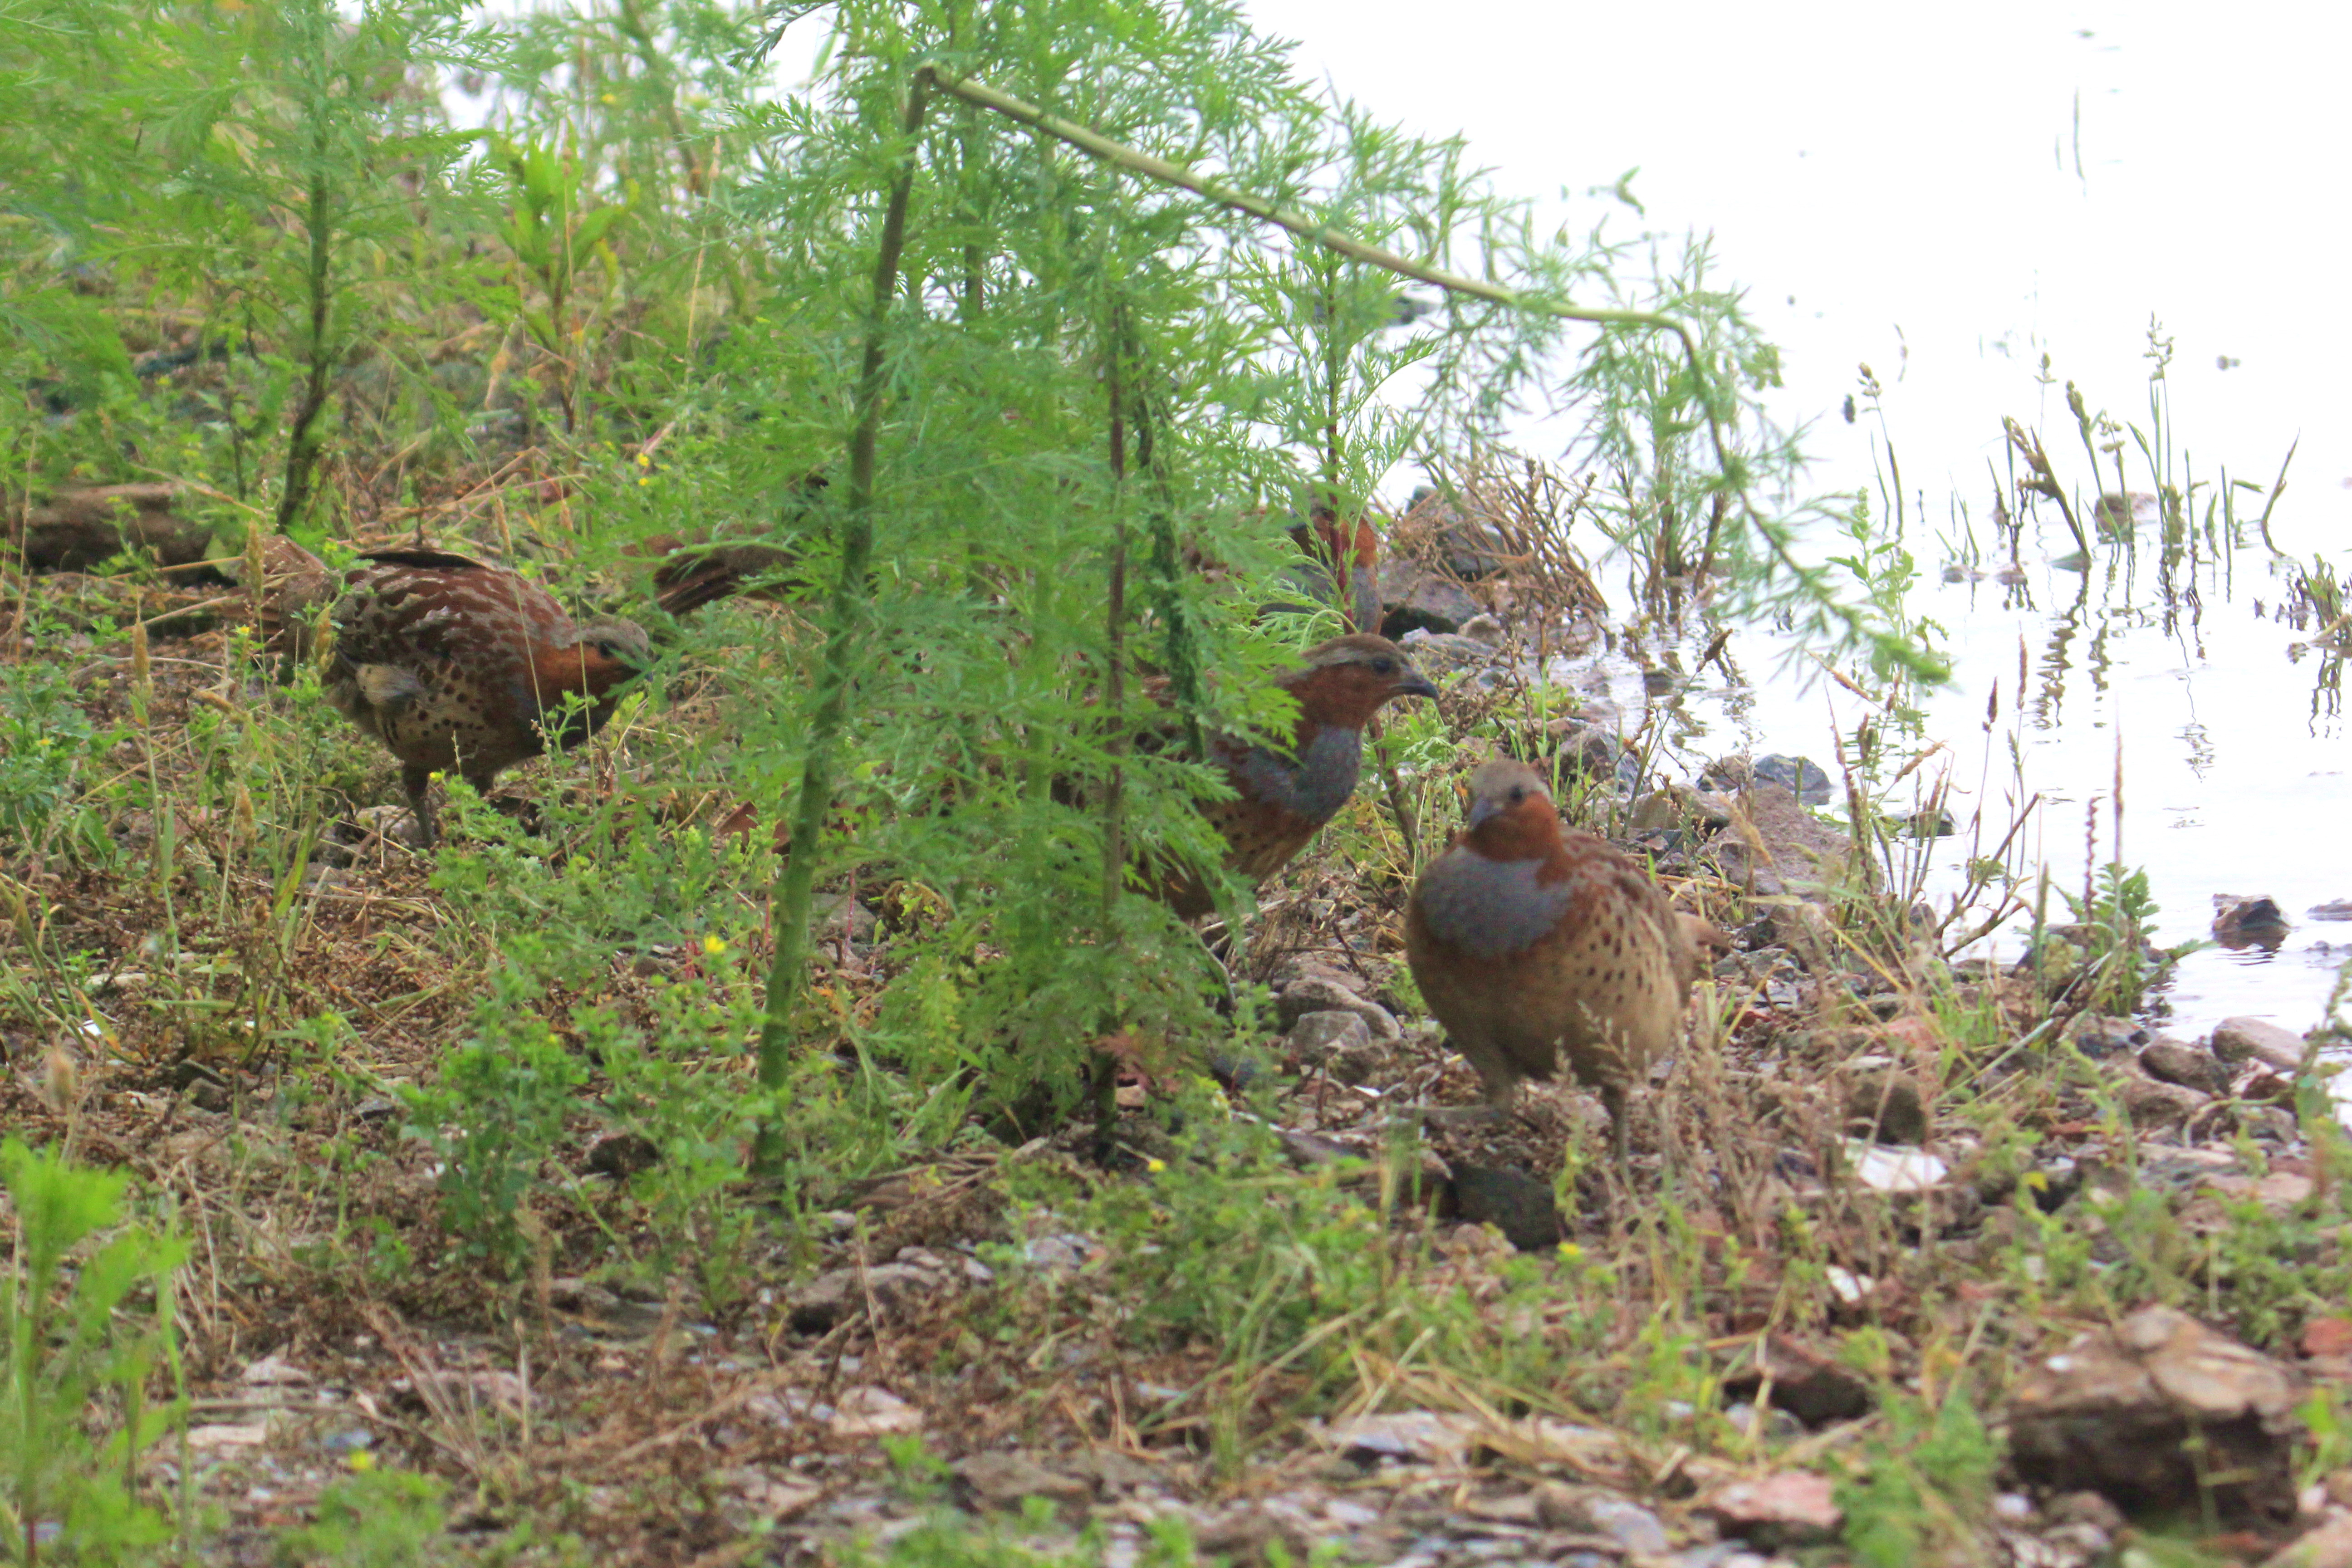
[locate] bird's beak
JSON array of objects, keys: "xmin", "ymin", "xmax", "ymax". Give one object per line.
[
  {"xmin": 1395, "ymin": 665, "xmax": 1439, "ymax": 701},
  {"xmin": 1465, "ymin": 793, "xmax": 1501, "ymax": 830}
]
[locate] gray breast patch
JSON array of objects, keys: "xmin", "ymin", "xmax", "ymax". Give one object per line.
[
  {"xmin": 1419, "ymin": 852, "xmax": 1575, "ymax": 959},
  {"xmin": 1232, "ymin": 723, "xmax": 1362, "ymax": 824}
]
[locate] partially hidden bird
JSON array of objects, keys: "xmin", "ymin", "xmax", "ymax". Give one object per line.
[
  {"xmin": 323, "ymin": 549, "xmax": 650, "ymax": 845},
  {"xmin": 1151, "ymin": 633, "xmax": 1438, "ymax": 919},
  {"xmin": 1405, "ymin": 757, "xmax": 1726, "ymax": 1172},
  {"xmin": 636, "ymin": 472, "xmax": 828, "ymax": 617},
  {"xmin": 1285, "ymin": 507, "xmax": 1384, "ymax": 635},
  {"xmin": 242, "ymin": 533, "xmax": 338, "ymax": 674}
]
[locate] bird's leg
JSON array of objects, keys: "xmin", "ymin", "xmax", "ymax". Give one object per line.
[
  {"xmin": 400, "ymin": 765, "xmax": 439, "ymax": 848},
  {"xmin": 1601, "ymin": 1082, "xmax": 1632, "ymax": 1184}
]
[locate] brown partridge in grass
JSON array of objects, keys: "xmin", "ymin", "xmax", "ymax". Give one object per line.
[
  {"xmin": 1153, "ymin": 634, "xmax": 1437, "ymax": 919},
  {"xmin": 324, "ymin": 549, "xmax": 649, "ymax": 845},
  {"xmin": 1406, "ymin": 759, "xmax": 1726, "ymax": 1171}
]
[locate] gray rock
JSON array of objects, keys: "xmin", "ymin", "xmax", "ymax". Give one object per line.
[
  {"xmin": 813, "ymin": 893, "xmax": 877, "ymax": 942},
  {"xmin": 1533, "ymin": 1481, "xmax": 1597, "ymax": 1530},
  {"xmin": 2213, "ymin": 1017, "xmax": 2307, "ymax": 1074},
  {"xmin": 1701, "ymin": 1472, "xmax": 1842, "ymax": 1549},
  {"xmin": 1722, "ymin": 1401, "xmax": 1805, "ymax": 1440},
  {"xmin": 1457, "ymin": 612, "xmax": 1508, "ymax": 646},
  {"xmin": 1753, "ymin": 754, "xmax": 1834, "ymax": 805},
  {"xmin": 1376, "ymin": 558, "xmax": 1483, "ymax": 636},
  {"xmin": 2241, "ymin": 1106, "xmax": 2300, "ymax": 1143},
  {"xmin": 1706, "ymin": 783, "xmax": 1850, "ymax": 901},
  {"xmin": 1288, "ymin": 1010, "xmax": 1373, "ymax": 1062},
  {"xmin": 1549, "ymin": 719, "xmax": 1637, "ymax": 793},
  {"xmin": 1396, "ymin": 628, "xmax": 1496, "ymax": 675},
  {"xmin": 1275, "ymin": 977, "xmax": 1401, "ymax": 1040},
  {"xmin": 2138, "ymin": 1037, "xmax": 2231, "ymax": 1095},
  {"xmin": 2007, "ymin": 1305, "xmax": 2301, "ymax": 1523},
  {"xmin": 2114, "ymin": 1070, "xmax": 2212, "ymax": 1131},
  {"xmin": 1586, "ymin": 1496, "xmax": 1671, "ymax": 1555},
  {"xmin": 1446, "ymin": 1164, "xmax": 1561, "ymax": 1251},
  {"xmin": 954, "ymin": 1451, "xmax": 1092, "ymax": 1511},
  {"xmin": 2069, "ymin": 1014, "xmax": 2147, "ymax": 1059},
  {"xmin": 2212, "ymin": 894, "xmax": 2289, "ymax": 948},
  {"xmin": 1841, "ymin": 1063, "xmax": 1929, "ymax": 1146},
  {"xmin": 787, "ymin": 1254, "xmax": 955, "ymax": 1333},
  {"xmin": 344, "ymin": 804, "xmax": 428, "ymax": 849},
  {"xmin": 1724, "ymin": 1334, "xmax": 1874, "ymax": 1427}
]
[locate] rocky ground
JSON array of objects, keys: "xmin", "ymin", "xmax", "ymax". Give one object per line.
[{"xmin": 7, "ymin": 507, "xmax": 2352, "ymax": 1568}]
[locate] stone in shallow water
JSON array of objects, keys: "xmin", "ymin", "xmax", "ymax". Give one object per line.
[{"xmin": 1751, "ymin": 753, "xmax": 1833, "ymax": 804}]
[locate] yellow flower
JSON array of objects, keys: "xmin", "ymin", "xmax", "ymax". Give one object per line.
[
  {"xmin": 702, "ymin": 935, "xmax": 728, "ymax": 956},
  {"xmin": 1557, "ymin": 1242, "xmax": 1584, "ymax": 1264},
  {"xmin": 346, "ymin": 1448, "xmax": 376, "ymax": 1472},
  {"xmin": 1145, "ymin": 1158, "xmax": 1166, "ymax": 1174},
  {"xmin": 428, "ymin": 770, "xmax": 446, "ymax": 784}
]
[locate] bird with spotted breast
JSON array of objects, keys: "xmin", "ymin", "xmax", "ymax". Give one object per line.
[
  {"xmin": 1405, "ymin": 757, "xmax": 1727, "ymax": 1173},
  {"xmin": 1150, "ymin": 633, "xmax": 1438, "ymax": 919},
  {"xmin": 324, "ymin": 549, "xmax": 649, "ymax": 845}
]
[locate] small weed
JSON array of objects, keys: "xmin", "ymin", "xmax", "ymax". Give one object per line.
[
  {"xmin": 1835, "ymin": 1389, "xmax": 1999, "ymax": 1568},
  {"xmin": 0, "ymin": 1140, "xmax": 188, "ymax": 1565},
  {"xmin": 400, "ymin": 968, "xmax": 589, "ymax": 1272},
  {"xmin": 272, "ymin": 1466, "xmax": 449, "ymax": 1568}
]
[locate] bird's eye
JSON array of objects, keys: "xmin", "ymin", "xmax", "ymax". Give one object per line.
[{"xmin": 1371, "ymin": 657, "xmax": 1395, "ymax": 675}]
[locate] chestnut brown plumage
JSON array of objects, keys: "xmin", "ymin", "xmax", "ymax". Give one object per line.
[
  {"xmin": 1405, "ymin": 758, "xmax": 1725, "ymax": 1171},
  {"xmin": 324, "ymin": 549, "xmax": 649, "ymax": 845},
  {"xmin": 647, "ymin": 535, "xmax": 801, "ymax": 616},
  {"xmin": 638, "ymin": 474, "xmax": 826, "ymax": 616},
  {"xmin": 1153, "ymin": 633, "xmax": 1437, "ymax": 918}
]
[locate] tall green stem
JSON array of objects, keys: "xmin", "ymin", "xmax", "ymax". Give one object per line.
[
  {"xmin": 753, "ymin": 80, "xmax": 930, "ymax": 1162},
  {"xmin": 274, "ymin": 116, "xmax": 335, "ymax": 534}
]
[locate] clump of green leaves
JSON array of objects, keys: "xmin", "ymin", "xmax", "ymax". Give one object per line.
[
  {"xmin": 400, "ymin": 968, "xmax": 588, "ymax": 1272},
  {"xmin": 272, "ymin": 1467, "xmax": 450, "ymax": 1568},
  {"xmin": 1835, "ymin": 1390, "xmax": 1999, "ymax": 1568},
  {"xmin": 0, "ymin": 1140, "xmax": 188, "ymax": 1566},
  {"xmin": 0, "ymin": 649, "xmax": 124, "ymax": 863}
]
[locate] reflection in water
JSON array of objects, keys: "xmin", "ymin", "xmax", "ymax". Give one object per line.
[{"xmin": 1539, "ymin": 393, "xmax": 2345, "ymax": 1043}]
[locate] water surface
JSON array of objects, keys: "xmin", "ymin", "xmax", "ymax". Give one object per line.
[{"xmin": 1248, "ymin": 0, "xmax": 2351, "ymax": 1037}]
